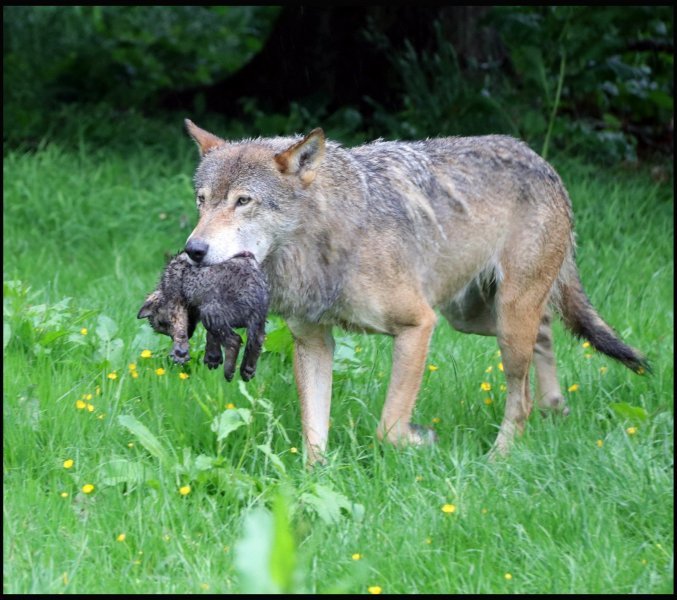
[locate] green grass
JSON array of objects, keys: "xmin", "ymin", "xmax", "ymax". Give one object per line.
[{"xmin": 3, "ymin": 125, "xmax": 673, "ymax": 594}]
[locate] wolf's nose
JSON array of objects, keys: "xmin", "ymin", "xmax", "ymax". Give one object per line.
[{"xmin": 185, "ymin": 239, "xmax": 209, "ymax": 263}]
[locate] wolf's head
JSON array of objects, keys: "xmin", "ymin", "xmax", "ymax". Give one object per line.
[{"xmin": 183, "ymin": 120, "xmax": 326, "ymax": 266}]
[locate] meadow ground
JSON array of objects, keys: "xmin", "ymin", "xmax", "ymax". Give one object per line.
[{"xmin": 3, "ymin": 126, "xmax": 673, "ymax": 594}]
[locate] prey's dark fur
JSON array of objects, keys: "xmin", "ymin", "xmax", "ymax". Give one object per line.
[{"xmin": 138, "ymin": 253, "xmax": 269, "ymax": 381}]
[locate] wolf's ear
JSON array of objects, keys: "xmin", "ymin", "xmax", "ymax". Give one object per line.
[
  {"xmin": 137, "ymin": 291, "xmax": 160, "ymax": 319},
  {"xmin": 274, "ymin": 128, "xmax": 325, "ymax": 185},
  {"xmin": 184, "ymin": 119, "xmax": 226, "ymax": 156}
]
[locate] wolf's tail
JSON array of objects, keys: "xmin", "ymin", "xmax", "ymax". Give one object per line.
[{"xmin": 551, "ymin": 253, "xmax": 650, "ymax": 374}]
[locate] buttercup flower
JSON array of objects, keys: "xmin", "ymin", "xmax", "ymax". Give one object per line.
[
  {"xmin": 504, "ymin": 573, "xmax": 513, "ymax": 581},
  {"xmin": 481, "ymin": 382, "xmax": 492, "ymax": 391},
  {"xmin": 626, "ymin": 427, "xmax": 637, "ymax": 435},
  {"xmin": 599, "ymin": 366, "xmax": 608, "ymax": 375},
  {"xmin": 107, "ymin": 372, "xmax": 118, "ymax": 380},
  {"xmin": 179, "ymin": 372, "xmax": 189, "ymax": 380},
  {"xmin": 290, "ymin": 447, "xmax": 298, "ymax": 454},
  {"xmin": 596, "ymin": 439, "xmax": 604, "ymax": 448},
  {"xmin": 179, "ymin": 485, "xmax": 191, "ymax": 496},
  {"xmin": 140, "ymin": 349, "xmax": 152, "ymax": 358},
  {"xmin": 428, "ymin": 364, "xmax": 438, "ymax": 372},
  {"xmin": 80, "ymin": 328, "xmax": 88, "ymax": 336},
  {"xmin": 60, "ymin": 492, "xmax": 69, "ymax": 498},
  {"xmin": 368, "ymin": 586, "xmax": 382, "ymax": 595},
  {"xmin": 568, "ymin": 384, "xmax": 579, "ymax": 392},
  {"xmin": 498, "ymin": 362, "xmax": 504, "ymax": 372},
  {"xmin": 485, "ymin": 366, "xmax": 493, "ymax": 373},
  {"xmin": 117, "ymin": 533, "xmax": 126, "ymax": 542},
  {"xmin": 63, "ymin": 459, "xmax": 74, "ymax": 469},
  {"xmin": 75, "ymin": 400, "xmax": 86, "ymax": 410},
  {"xmin": 431, "ymin": 417, "xmax": 441, "ymax": 424},
  {"xmin": 352, "ymin": 553, "xmax": 362, "ymax": 561},
  {"xmin": 155, "ymin": 368, "xmax": 166, "ymax": 376},
  {"xmin": 82, "ymin": 484, "xmax": 95, "ymax": 494},
  {"xmin": 442, "ymin": 503, "xmax": 456, "ymax": 514},
  {"xmin": 582, "ymin": 341, "xmax": 591, "ymax": 348},
  {"xmin": 226, "ymin": 403, "xmax": 236, "ymax": 410},
  {"xmin": 87, "ymin": 403, "xmax": 95, "ymax": 413}
]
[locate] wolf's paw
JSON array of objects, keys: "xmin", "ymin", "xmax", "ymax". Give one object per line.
[
  {"xmin": 538, "ymin": 395, "xmax": 570, "ymax": 417},
  {"xmin": 407, "ymin": 423, "xmax": 438, "ymax": 446},
  {"xmin": 378, "ymin": 422, "xmax": 438, "ymax": 447}
]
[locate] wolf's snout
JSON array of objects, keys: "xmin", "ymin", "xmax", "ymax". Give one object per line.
[{"xmin": 185, "ymin": 239, "xmax": 209, "ymax": 263}]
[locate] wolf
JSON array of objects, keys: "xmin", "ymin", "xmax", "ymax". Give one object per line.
[
  {"xmin": 181, "ymin": 119, "xmax": 648, "ymax": 463},
  {"xmin": 137, "ymin": 252, "xmax": 269, "ymax": 382}
]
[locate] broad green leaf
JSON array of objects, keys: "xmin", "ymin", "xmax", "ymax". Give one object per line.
[
  {"xmin": 95, "ymin": 314, "xmax": 118, "ymax": 342},
  {"xmin": 270, "ymin": 490, "xmax": 295, "ymax": 592},
  {"xmin": 118, "ymin": 414, "xmax": 171, "ymax": 464},
  {"xmin": 234, "ymin": 507, "xmax": 278, "ymax": 594},
  {"xmin": 99, "ymin": 458, "xmax": 150, "ymax": 487},
  {"xmin": 609, "ymin": 402, "xmax": 649, "ymax": 422},
  {"xmin": 300, "ymin": 484, "xmax": 363, "ymax": 525},
  {"xmin": 256, "ymin": 443, "xmax": 286, "ymax": 474},
  {"xmin": 211, "ymin": 408, "xmax": 252, "ymax": 441}
]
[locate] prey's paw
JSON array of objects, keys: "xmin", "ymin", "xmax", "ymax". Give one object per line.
[
  {"xmin": 223, "ymin": 363, "xmax": 236, "ymax": 382},
  {"xmin": 240, "ymin": 364, "xmax": 256, "ymax": 382},
  {"xmin": 204, "ymin": 352, "xmax": 223, "ymax": 370}
]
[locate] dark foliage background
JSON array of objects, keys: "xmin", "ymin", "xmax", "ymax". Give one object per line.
[{"xmin": 3, "ymin": 6, "xmax": 673, "ymax": 164}]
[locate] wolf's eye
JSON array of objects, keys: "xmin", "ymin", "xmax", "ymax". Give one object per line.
[
  {"xmin": 196, "ymin": 193, "xmax": 205, "ymax": 206},
  {"xmin": 236, "ymin": 195, "xmax": 252, "ymax": 207}
]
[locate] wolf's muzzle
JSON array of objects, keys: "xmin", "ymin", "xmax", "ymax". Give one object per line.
[{"xmin": 185, "ymin": 238, "xmax": 209, "ymax": 264}]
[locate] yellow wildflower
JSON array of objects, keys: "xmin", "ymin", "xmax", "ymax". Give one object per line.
[
  {"xmin": 75, "ymin": 400, "xmax": 86, "ymax": 410},
  {"xmin": 128, "ymin": 363, "xmax": 137, "ymax": 371},
  {"xmin": 155, "ymin": 367, "xmax": 165, "ymax": 376},
  {"xmin": 599, "ymin": 366, "xmax": 608, "ymax": 375},
  {"xmin": 290, "ymin": 447, "xmax": 298, "ymax": 454},
  {"xmin": 85, "ymin": 393, "xmax": 93, "ymax": 401},
  {"xmin": 60, "ymin": 492, "xmax": 69, "ymax": 498},
  {"xmin": 355, "ymin": 346, "xmax": 362, "ymax": 353},
  {"xmin": 596, "ymin": 439, "xmax": 604, "ymax": 448},
  {"xmin": 415, "ymin": 475, "xmax": 424, "ymax": 482},
  {"xmin": 128, "ymin": 442, "xmax": 135, "ymax": 448},
  {"xmin": 626, "ymin": 427, "xmax": 637, "ymax": 435},
  {"xmin": 425, "ymin": 537, "xmax": 432, "ymax": 544},
  {"xmin": 107, "ymin": 372, "xmax": 118, "ymax": 380},
  {"xmin": 485, "ymin": 365, "xmax": 493, "ymax": 373},
  {"xmin": 484, "ymin": 398, "xmax": 492, "ymax": 405},
  {"xmin": 431, "ymin": 417, "xmax": 441, "ymax": 424},
  {"xmin": 82, "ymin": 484, "xmax": 95, "ymax": 494},
  {"xmin": 480, "ymin": 382, "xmax": 491, "ymax": 391},
  {"xmin": 97, "ymin": 414, "xmax": 104, "ymax": 420},
  {"xmin": 582, "ymin": 341, "xmax": 591, "ymax": 348},
  {"xmin": 352, "ymin": 553, "xmax": 362, "ymax": 561},
  {"xmin": 80, "ymin": 328, "xmax": 88, "ymax": 336},
  {"xmin": 226, "ymin": 403, "xmax": 236, "ymax": 410},
  {"xmin": 428, "ymin": 364, "xmax": 439, "ymax": 372},
  {"xmin": 87, "ymin": 403, "xmax": 95, "ymax": 413},
  {"xmin": 499, "ymin": 384, "xmax": 506, "ymax": 392},
  {"xmin": 568, "ymin": 383, "xmax": 579, "ymax": 392},
  {"xmin": 140, "ymin": 349, "xmax": 152, "ymax": 358},
  {"xmin": 442, "ymin": 503, "xmax": 456, "ymax": 514},
  {"xmin": 179, "ymin": 372, "xmax": 189, "ymax": 380},
  {"xmin": 131, "ymin": 371, "xmax": 139, "ymax": 379},
  {"xmin": 116, "ymin": 533, "xmax": 126, "ymax": 542},
  {"xmin": 504, "ymin": 573, "xmax": 513, "ymax": 581},
  {"xmin": 63, "ymin": 459, "xmax": 74, "ymax": 469},
  {"xmin": 368, "ymin": 586, "xmax": 382, "ymax": 595},
  {"xmin": 95, "ymin": 385, "xmax": 101, "ymax": 395},
  {"xmin": 179, "ymin": 485, "xmax": 191, "ymax": 496},
  {"xmin": 498, "ymin": 362, "xmax": 504, "ymax": 372}
]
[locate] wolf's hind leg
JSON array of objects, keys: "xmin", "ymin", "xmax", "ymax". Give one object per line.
[{"xmin": 533, "ymin": 308, "xmax": 568, "ymax": 415}]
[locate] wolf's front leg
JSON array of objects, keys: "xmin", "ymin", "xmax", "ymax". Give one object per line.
[
  {"xmin": 377, "ymin": 304, "xmax": 438, "ymax": 446},
  {"xmin": 204, "ymin": 331, "xmax": 223, "ymax": 369},
  {"xmin": 289, "ymin": 320, "xmax": 334, "ymax": 466}
]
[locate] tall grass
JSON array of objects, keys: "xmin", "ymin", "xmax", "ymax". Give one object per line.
[{"xmin": 3, "ymin": 123, "xmax": 673, "ymax": 594}]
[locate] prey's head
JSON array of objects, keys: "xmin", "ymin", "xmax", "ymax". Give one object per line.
[
  {"xmin": 183, "ymin": 119, "xmax": 326, "ymax": 266},
  {"xmin": 137, "ymin": 290, "xmax": 194, "ymax": 364}
]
